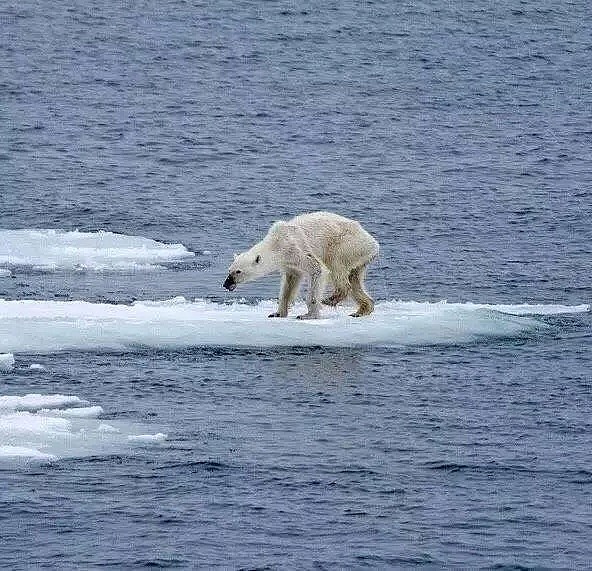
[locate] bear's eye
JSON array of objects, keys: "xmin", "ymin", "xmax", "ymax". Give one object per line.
[{"xmin": 255, "ymin": 255, "xmax": 261, "ymax": 264}]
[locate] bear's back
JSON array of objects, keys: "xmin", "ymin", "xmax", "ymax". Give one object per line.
[
  {"xmin": 288, "ymin": 211, "xmax": 360, "ymax": 233},
  {"xmin": 286, "ymin": 211, "xmax": 378, "ymax": 263}
]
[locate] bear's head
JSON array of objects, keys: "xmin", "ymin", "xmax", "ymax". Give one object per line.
[{"xmin": 223, "ymin": 246, "xmax": 276, "ymax": 291}]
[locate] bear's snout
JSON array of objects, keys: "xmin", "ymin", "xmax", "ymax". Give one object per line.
[{"xmin": 223, "ymin": 274, "xmax": 237, "ymax": 291}]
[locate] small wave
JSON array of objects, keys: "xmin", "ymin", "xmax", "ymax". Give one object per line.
[
  {"xmin": 424, "ymin": 461, "xmax": 470, "ymax": 472},
  {"xmin": 157, "ymin": 459, "xmax": 231, "ymax": 473},
  {"xmin": 0, "ymin": 229, "xmax": 194, "ymax": 272},
  {"xmin": 424, "ymin": 460, "xmax": 592, "ymax": 479},
  {"xmin": 0, "ymin": 298, "xmax": 586, "ymax": 355}
]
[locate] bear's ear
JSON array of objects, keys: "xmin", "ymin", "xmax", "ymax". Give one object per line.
[
  {"xmin": 233, "ymin": 252, "xmax": 238, "ymax": 260},
  {"xmin": 255, "ymin": 255, "xmax": 261, "ymax": 264}
]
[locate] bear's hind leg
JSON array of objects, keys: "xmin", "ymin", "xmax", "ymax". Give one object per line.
[
  {"xmin": 321, "ymin": 273, "xmax": 350, "ymax": 307},
  {"xmin": 349, "ymin": 264, "xmax": 374, "ymax": 317},
  {"xmin": 322, "ymin": 288, "xmax": 349, "ymax": 306}
]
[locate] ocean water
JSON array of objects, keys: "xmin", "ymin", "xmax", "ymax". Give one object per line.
[{"xmin": 1, "ymin": 0, "xmax": 591, "ymax": 568}]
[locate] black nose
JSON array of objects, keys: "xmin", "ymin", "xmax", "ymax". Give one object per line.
[{"xmin": 223, "ymin": 275, "xmax": 236, "ymax": 291}]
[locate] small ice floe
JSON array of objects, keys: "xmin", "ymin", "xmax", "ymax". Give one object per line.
[
  {"xmin": 0, "ymin": 445, "xmax": 56, "ymax": 461},
  {"xmin": 42, "ymin": 405, "xmax": 104, "ymax": 418},
  {"xmin": 0, "ymin": 393, "xmax": 87, "ymax": 411},
  {"xmin": 97, "ymin": 423, "xmax": 120, "ymax": 433},
  {"xmin": 0, "ymin": 353, "xmax": 15, "ymax": 372},
  {"xmin": 29, "ymin": 363, "xmax": 46, "ymax": 371},
  {"xmin": 128, "ymin": 433, "xmax": 168, "ymax": 444}
]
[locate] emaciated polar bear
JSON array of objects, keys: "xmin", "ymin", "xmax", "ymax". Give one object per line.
[{"xmin": 223, "ymin": 211, "xmax": 379, "ymax": 319}]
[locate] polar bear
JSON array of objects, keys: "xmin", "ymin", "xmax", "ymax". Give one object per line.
[{"xmin": 223, "ymin": 211, "xmax": 379, "ymax": 319}]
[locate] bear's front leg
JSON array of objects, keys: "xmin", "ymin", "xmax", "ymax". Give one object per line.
[
  {"xmin": 269, "ymin": 270, "xmax": 301, "ymax": 318},
  {"xmin": 296, "ymin": 255, "xmax": 325, "ymax": 320},
  {"xmin": 268, "ymin": 310, "xmax": 287, "ymax": 318}
]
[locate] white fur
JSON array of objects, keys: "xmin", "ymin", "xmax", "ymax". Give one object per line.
[{"xmin": 225, "ymin": 211, "xmax": 379, "ymax": 319}]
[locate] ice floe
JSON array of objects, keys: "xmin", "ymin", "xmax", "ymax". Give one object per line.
[
  {"xmin": 0, "ymin": 229, "xmax": 194, "ymax": 272},
  {"xmin": 0, "ymin": 353, "xmax": 15, "ymax": 372},
  {"xmin": 0, "ymin": 297, "xmax": 587, "ymax": 354}
]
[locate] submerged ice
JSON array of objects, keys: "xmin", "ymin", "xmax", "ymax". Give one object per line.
[
  {"xmin": 0, "ymin": 393, "xmax": 168, "ymax": 462},
  {"xmin": 0, "ymin": 228, "xmax": 194, "ymax": 272},
  {"xmin": 0, "ymin": 297, "xmax": 587, "ymax": 355}
]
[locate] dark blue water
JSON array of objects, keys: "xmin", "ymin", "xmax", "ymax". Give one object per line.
[{"xmin": 2, "ymin": 1, "xmax": 591, "ymax": 568}]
